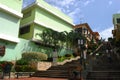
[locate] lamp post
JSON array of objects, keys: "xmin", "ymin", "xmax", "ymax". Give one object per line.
[
  {"xmin": 78, "ymin": 38, "xmax": 84, "ymax": 80},
  {"xmin": 78, "ymin": 39, "xmax": 84, "ymax": 65}
]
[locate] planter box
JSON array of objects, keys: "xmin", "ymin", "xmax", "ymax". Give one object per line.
[{"xmin": 37, "ymin": 62, "xmax": 52, "ymax": 71}]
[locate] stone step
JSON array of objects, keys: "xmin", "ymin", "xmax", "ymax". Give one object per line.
[
  {"xmin": 32, "ymin": 70, "xmax": 68, "ymax": 78},
  {"xmin": 86, "ymin": 77, "xmax": 120, "ymax": 80},
  {"xmin": 48, "ymin": 66, "xmax": 67, "ymax": 70},
  {"xmin": 32, "ymin": 59, "xmax": 81, "ymax": 78},
  {"xmin": 92, "ymin": 65, "xmax": 120, "ymax": 71},
  {"xmin": 86, "ymin": 71, "xmax": 120, "ymax": 80}
]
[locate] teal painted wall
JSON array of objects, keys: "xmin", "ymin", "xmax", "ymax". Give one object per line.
[
  {"xmin": 0, "ymin": 38, "xmax": 73, "ymax": 61},
  {"xmin": 0, "ymin": 40, "xmax": 18, "ymax": 61},
  {"xmin": 0, "ymin": 0, "xmax": 23, "ymax": 12},
  {"xmin": 0, "ymin": 39, "xmax": 50, "ymax": 61},
  {"xmin": 0, "ymin": 11, "xmax": 20, "ymax": 37}
]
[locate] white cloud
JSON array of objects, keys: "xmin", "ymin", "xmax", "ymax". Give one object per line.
[
  {"xmin": 100, "ymin": 26, "xmax": 113, "ymax": 40},
  {"xmin": 84, "ymin": 1, "xmax": 90, "ymax": 6},
  {"xmin": 68, "ymin": 8, "xmax": 81, "ymax": 16},
  {"xmin": 45, "ymin": 0, "xmax": 82, "ymax": 24},
  {"xmin": 117, "ymin": 10, "xmax": 120, "ymax": 13},
  {"xmin": 54, "ymin": 6, "xmax": 62, "ymax": 11},
  {"xmin": 60, "ymin": 0, "xmax": 74, "ymax": 6},
  {"xmin": 82, "ymin": 0, "xmax": 95, "ymax": 7},
  {"xmin": 45, "ymin": 0, "xmax": 75, "ymax": 7},
  {"xmin": 108, "ymin": 1, "xmax": 113, "ymax": 5}
]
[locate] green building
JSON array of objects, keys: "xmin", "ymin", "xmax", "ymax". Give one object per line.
[
  {"xmin": 20, "ymin": 0, "xmax": 74, "ymax": 40},
  {"xmin": 112, "ymin": 14, "xmax": 120, "ymax": 41},
  {"xmin": 0, "ymin": 0, "xmax": 23, "ymax": 61},
  {"xmin": 0, "ymin": 0, "xmax": 74, "ymax": 61},
  {"xmin": 0, "ymin": 0, "xmax": 23, "ymax": 41}
]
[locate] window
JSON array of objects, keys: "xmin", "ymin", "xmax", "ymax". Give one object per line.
[
  {"xmin": 0, "ymin": 46, "xmax": 5, "ymax": 56},
  {"xmin": 117, "ymin": 18, "xmax": 120, "ymax": 23},
  {"xmin": 20, "ymin": 25, "xmax": 30, "ymax": 35},
  {"xmin": 75, "ymin": 28, "xmax": 82, "ymax": 33},
  {"xmin": 82, "ymin": 28, "xmax": 87, "ymax": 34}
]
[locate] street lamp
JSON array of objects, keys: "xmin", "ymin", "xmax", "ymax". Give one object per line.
[
  {"xmin": 78, "ymin": 39, "xmax": 84, "ymax": 65},
  {"xmin": 78, "ymin": 38, "xmax": 84, "ymax": 80}
]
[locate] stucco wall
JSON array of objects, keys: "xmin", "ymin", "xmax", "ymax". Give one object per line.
[
  {"xmin": 33, "ymin": 24, "xmax": 45, "ymax": 40},
  {"xmin": 0, "ymin": 38, "xmax": 53, "ymax": 61},
  {"xmin": 0, "ymin": 0, "xmax": 22, "ymax": 12},
  {"xmin": 0, "ymin": 38, "xmax": 73, "ymax": 61},
  {"xmin": 20, "ymin": 8, "xmax": 35, "ymax": 26},
  {"xmin": 34, "ymin": 7, "xmax": 73, "ymax": 32},
  {"xmin": 0, "ymin": 11, "xmax": 20, "ymax": 37}
]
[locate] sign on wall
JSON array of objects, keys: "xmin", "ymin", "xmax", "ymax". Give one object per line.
[{"xmin": 0, "ymin": 46, "xmax": 5, "ymax": 56}]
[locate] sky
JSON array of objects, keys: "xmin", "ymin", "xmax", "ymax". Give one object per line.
[{"xmin": 23, "ymin": 0, "xmax": 120, "ymax": 40}]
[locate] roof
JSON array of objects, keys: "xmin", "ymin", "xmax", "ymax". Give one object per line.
[
  {"xmin": 0, "ymin": 3, "xmax": 23, "ymax": 18},
  {"xmin": 93, "ymin": 32, "xmax": 100, "ymax": 36},
  {"xmin": 73, "ymin": 23, "xmax": 93, "ymax": 34},
  {"xmin": 22, "ymin": 0, "xmax": 74, "ymax": 26}
]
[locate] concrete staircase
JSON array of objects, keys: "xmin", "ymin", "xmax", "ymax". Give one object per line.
[
  {"xmin": 32, "ymin": 58, "xmax": 81, "ymax": 78},
  {"xmin": 32, "ymin": 65, "xmax": 69, "ymax": 78},
  {"xmin": 87, "ymin": 71, "xmax": 120, "ymax": 80},
  {"xmin": 86, "ymin": 42, "xmax": 120, "ymax": 80},
  {"xmin": 86, "ymin": 58, "xmax": 120, "ymax": 80}
]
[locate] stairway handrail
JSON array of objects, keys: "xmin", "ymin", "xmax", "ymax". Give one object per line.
[{"xmin": 92, "ymin": 43, "xmax": 103, "ymax": 55}]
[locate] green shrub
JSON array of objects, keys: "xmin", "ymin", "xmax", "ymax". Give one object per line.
[
  {"xmin": 15, "ymin": 52, "xmax": 48, "ymax": 72},
  {"xmin": 22, "ymin": 52, "xmax": 48, "ymax": 61},
  {"xmin": 15, "ymin": 65, "xmax": 36, "ymax": 72},
  {"xmin": 65, "ymin": 54, "xmax": 71, "ymax": 57},
  {"xmin": 57, "ymin": 54, "xmax": 74, "ymax": 62},
  {"xmin": 57, "ymin": 56, "xmax": 66, "ymax": 62},
  {"xmin": 16, "ymin": 59, "xmax": 29, "ymax": 65}
]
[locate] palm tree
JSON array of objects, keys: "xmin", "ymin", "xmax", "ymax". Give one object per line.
[
  {"xmin": 57, "ymin": 31, "xmax": 66, "ymax": 48},
  {"xmin": 37, "ymin": 28, "xmax": 87, "ymax": 57},
  {"xmin": 38, "ymin": 28, "xmax": 53, "ymax": 45}
]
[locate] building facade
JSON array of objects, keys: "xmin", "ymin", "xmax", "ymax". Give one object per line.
[
  {"xmin": 93, "ymin": 32, "xmax": 100, "ymax": 41},
  {"xmin": 112, "ymin": 14, "xmax": 120, "ymax": 41},
  {"xmin": 0, "ymin": 0, "xmax": 23, "ymax": 61},
  {"xmin": 0, "ymin": 0, "xmax": 23, "ymax": 41},
  {"xmin": 0, "ymin": 0, "xmax": 74, "ymax": 61},
  {"xmin": 73, "ymin": 23, "xmax": 98, "ymax": 43},
  {"xmin": 19, "ymin": 0, "xmax": 74, "ymax": 41}
]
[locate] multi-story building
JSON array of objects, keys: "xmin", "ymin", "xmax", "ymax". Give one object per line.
[
  {"xmin": 0, "ymin": 0, "xmax": 23, "ymax": 60},
  {"xmin": 0, "ymin": 0, "xmax": 23, "ymax": 42},
  {"xmin": 19, "ymin": 0, "xmax": 74, "ymax": 41},
  {"xmin": 112, "ymin": 14, "xmax": 120, "ymax": 41},
  {"xmin": 93, "ymin": 32, "xmax": 100, "ymax": 41},
  {"xmin": 0, "ymin": 0, "xmax": 74, "ymax": 61},
  {"xmin": 73, "ymin": 23, "xmax": 98, "ymax": 44}
]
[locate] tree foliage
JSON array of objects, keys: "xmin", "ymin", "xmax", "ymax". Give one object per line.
[{"xmin": 36, "ymin": 28, "xmax": 86, "ymax": 51}]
